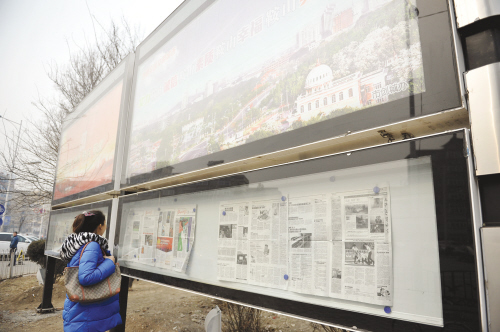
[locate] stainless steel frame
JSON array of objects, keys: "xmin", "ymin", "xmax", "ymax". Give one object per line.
[
  {"xmin": 480, "ymin": 227, "xmax": 500, "ymax": 331},
  {"xmin": 465, "ymin": 63, "xmax": 500, "ymax": 175},
  {"xmin": 108, "ymin": 198, "xmax": 120, "ymax": 253},
  {"xmin": 453, "ymin": 0, "xmax": 500, "ymax": 28},
  {"xmin": 465, "ymin": 129, "xmax": 489, "ymax": 332},
  {"xmin": 448, "ymin": 0, "xmax": 468, "ymax": 106},
  {"xmin": 120, "ymin": 274, "xmax": 359, "ymax": 332},
  {"xmin": 112, "ymin": 54, "xmax": 136, "ymax": 194}
]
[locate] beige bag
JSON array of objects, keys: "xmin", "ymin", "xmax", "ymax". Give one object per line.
[{"xmin": 64, "ymin": 242, "xmax": 121, "ymax": 303}]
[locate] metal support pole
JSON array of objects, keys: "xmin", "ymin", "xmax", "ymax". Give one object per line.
[
  {"xmin": 1, "ymin": 120, "xmax": 22, "ymax": 232},
  {"xmin": 37, "ymin": 255, "xmax": 56, "ymax": 313},
  {"xmin": 39, "ymin": 214, "xmax": 44, "ymax": 238},
  {"xmin": 110, "ymin": 275, "xmax": 130, "ymax": 332},
  {"xmin": 9, "ymin": 249, "xmax": 15, "ymax": 278}
]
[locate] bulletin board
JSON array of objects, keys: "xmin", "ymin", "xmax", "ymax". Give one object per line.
[{"xmin": 115, "ymin": 130, "xmax": 480, "ymax": 331}]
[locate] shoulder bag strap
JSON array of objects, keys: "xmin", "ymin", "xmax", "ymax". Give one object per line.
[{"xmin": 78, "ymin": 242, "xmax": 91, "ymax": 264}]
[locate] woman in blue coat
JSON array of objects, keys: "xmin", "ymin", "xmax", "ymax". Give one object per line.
[{"xmin": 60, "ymin": 210, "xmax": 122, "ymax": 332}]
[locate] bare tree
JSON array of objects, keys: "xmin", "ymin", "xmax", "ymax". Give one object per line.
[
  {"xmin": 48, "ymin": 18, "xmax": 140, "ymax": 114},
  {"xmin": 0, "ymin": 17, "xmax": 141, "ymax": 225}
]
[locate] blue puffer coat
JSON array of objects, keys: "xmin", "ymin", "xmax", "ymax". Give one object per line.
[{"xmin": 63, "ymin": 241, "xmax": 122, "ymax": 332}]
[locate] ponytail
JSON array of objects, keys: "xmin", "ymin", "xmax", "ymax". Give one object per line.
[{"xmin": 73, "ymin": 210, "xmax": 105, "ymax": 234}]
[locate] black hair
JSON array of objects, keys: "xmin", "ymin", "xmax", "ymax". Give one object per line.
[{"xmin": 72, "ymin": 210, "xmax": 106, "ymax": 234}]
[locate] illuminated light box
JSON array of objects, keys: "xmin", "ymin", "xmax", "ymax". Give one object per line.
[
  {"xmin": 115, "ymin": 130, "xmax": 481, "ymax": 331},
  {"xmin": 52, "ymin": 54, "xmax": 134, "ymax": 205},
  {"xmin": 122, "ymin": 0, "xmax": 461, "ymax": 187}
]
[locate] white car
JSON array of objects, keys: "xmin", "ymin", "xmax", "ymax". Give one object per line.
[
  {"xmin": 0, "ymin": 232, "xmax": 33, "ymax": 260},
  {"xmin": 22, "ymin": 234, "xmax": 39, "ymax": 242}
]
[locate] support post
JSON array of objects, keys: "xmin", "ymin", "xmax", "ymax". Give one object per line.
[
  {"xmin": 9, "ymin": 250, "xmax": 15, "ymax": 278},
  {"xmin": 110, "ymin": 275, "xmax": 130, "ymax": 332},
  {"xmin": 37, "ymin": 255, "xmax": 56, "ymax": 313}
]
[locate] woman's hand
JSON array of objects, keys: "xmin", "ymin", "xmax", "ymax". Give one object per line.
[{"xmin": 104, "ymin": 255, "xmax": 115, "ymax": 263}]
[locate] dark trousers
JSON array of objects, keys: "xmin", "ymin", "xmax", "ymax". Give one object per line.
[{"xmin": 10, "ymin": 248, "xmax": 17, "ymax": 266}]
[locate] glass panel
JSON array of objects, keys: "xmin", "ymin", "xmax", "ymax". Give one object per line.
[
  {"xmin": 117, "ymin": 131, "xmax": 480, "ymax": 330},
  {"xmin": 53, "ymin": 81, "xmax": 123, "ymax": 202},
  {"xmin": 46, "ymin": 201, "xmax": 112, "ymax": 255},
  {"xmin": 52, "ymin": 55, "xmax": 134, "ymax": 205},
  {"xmin": 118, "ymin": 154, "xmax": 442, "ymax": 325},
  {"xmin": 123, "ymin": 0, "xmax": 464, "ymax": 187}
]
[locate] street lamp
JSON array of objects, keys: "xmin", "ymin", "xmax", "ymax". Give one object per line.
[{"xmin": 0, "ymin": 116, "xmax": 22, "ymax": 231}]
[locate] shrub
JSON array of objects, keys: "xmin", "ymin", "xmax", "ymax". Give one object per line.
[
  {"xmin": 27, "ymin": 239, "xmax": 47, "ymax": 267},
  {"xmin": 27, "ymin": 239, "xmax": 66, "ymax": 282},
  {"xmin": 215, "ymin": 300, "xmax": 263, "ymax": 332},
  {"xmin": 311, "ymin": 323, "xmax": 347, "ymax": 332}
]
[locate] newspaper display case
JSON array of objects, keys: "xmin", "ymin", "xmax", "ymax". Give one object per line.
[
  {"xmin": 45, "ymin": 200, "xmax": 113, "ymax": 258},
  {"xmin": 40, "ymin": 0, "xmax": 499, "ymax": 330},
  {"xmin": 115, "ymin": 130, "xmax": 481, "ymax": 331},
  {"xmin": 51, "ymin": 54, "xmax": 135, "ymax": 207},
  {"xmin": 120, "ymin": 0, "xmax": 463, "ymax": 188}
]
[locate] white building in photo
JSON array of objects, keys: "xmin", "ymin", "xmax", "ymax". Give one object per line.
[{"xmin": 295, "ymin": 63, "xmax": 389, "ymax": 121}]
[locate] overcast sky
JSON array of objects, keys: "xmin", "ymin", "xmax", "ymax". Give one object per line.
[{"xmin": 0, "ymin": 0, "xmax": 183, "ymax": 152}]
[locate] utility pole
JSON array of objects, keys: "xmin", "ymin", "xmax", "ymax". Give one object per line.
[
  {"xmin": 0, "ymin": 117, "xmax": 22, "ymax": 232},
  {"xmin": 40, "ymin": 212, "xmax": 45, "ymax": 238}
]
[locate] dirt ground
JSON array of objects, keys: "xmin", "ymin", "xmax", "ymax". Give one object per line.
[{"xmin": 0, "ymin": 275, "xmax": 325, "ymax": 331}]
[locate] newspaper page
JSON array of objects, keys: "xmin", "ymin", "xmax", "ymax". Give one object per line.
[
  {"xmin": 329, "ymin": 187, "xmax": 393, "ymax": 306},
  {"xmin": 217, "ymin": 201, "xmax": 249, "ymax": 281},
  {"xmin": 288, "ymin": 194, "xmax": 329, "ymax": 296},
  {"xmin": 248, "ymin": 197, "xmax": 288, "ymax": 289},
  {"xmin": 217, "ymin": 197, "xmax": 287, "ymax": 289},
  {"xmin": 329, "ymin": 194, "xmax": 343, "ymax": 295},
  {"xmin": 121, "ymin": 209, "xmax": 142, "ymax": 261},
  {"xmin": 138, "ymin": 210, "xmax": 157, "ymax": 265},
  {"xmin": 216, "ymin": 188, "xmax": 392, "ymax": 306},
  {"xmin": 171, "ymin": 206, "xmax": 197, "ymax": 272},
  {"xmin": 155, "ymin": 209, "xmax": 175, "ymax": 269},
  {"xmin": 119, "ymin": 205, "xmax": 197, "ymax": 273}
]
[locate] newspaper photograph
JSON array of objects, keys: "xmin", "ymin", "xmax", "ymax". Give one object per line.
[
  {"xmin": 170, "ymin": 206, "xmax": 197, "ymax": 272},
  {"xmin": 343, "ymin": 189, "xmax": 391, "ymax": 242},
  {"xmin": 339, "ymin": 241, "xmax": 392, "ymax": 305}
]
